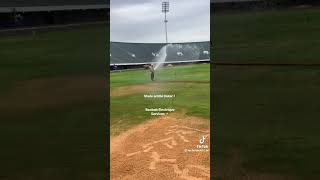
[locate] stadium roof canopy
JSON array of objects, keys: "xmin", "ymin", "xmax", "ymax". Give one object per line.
[{"xmin": 0, "ymin": 0, "xmax": 109, "ymax": 13}]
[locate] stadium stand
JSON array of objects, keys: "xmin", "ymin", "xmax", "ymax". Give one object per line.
[
  {"xmin": 110, "ymin": 41, "xmax": 210, "ymax": 70},
  {"xmin": 210, "ymin": 0, "xmax": 320, "ymax": 10},
  {"xmin": 211, "ymin": 0, "xmax": 268, "ymax": 10},
  {"xmin": 0, "ymin": 0, "xmax": 107, "ymax": 7},
  {"xmin": 0, "ymin": 0, "xmax": 109, "ymax": 28}
]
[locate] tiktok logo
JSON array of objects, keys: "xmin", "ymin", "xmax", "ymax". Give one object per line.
[
  {"xmin": 199, "ymin": 136, "xmax": 206, "ymax": 144},
  {"xmin": 188, "ymin": 135, "xmax": 209, "ymax": 151}
]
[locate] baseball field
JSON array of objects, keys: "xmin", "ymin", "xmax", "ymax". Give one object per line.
[
  {"xmin": 110, "ymin": 64, "xmax": 211, "ymax": 179},
  {"xmin": 0, "ymin": 6, "xmax": 320, "ymax": 180},
  {"xmin": 213, "ymin": 8, "xmax": 320, "ymax": 180},
  {"xmin": 0, "ymin": 25, "xmax": 108, "ymax": 179}
]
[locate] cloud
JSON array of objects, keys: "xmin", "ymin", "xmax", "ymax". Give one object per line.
[
  {"xmin": 111, "ymin": 3, "xmax": 160, "ymax": 24},
  {"xmin": 111, "ymin": 0, "xmax": 210, "ymax": 43}
]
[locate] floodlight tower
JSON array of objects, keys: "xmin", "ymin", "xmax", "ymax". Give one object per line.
[{"xmin": 162, "ymin": 1, "xmax": 169, "ymax": 44}]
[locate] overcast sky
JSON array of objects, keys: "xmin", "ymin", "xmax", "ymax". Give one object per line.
[{"xmin": 110, "ymin": 0, "xmax": 210, "ymax": 43}]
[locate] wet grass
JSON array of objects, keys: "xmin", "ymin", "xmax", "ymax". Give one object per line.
[{"xmin": 110, "ymin": 64, "xmax": 210, "ymax": 135}]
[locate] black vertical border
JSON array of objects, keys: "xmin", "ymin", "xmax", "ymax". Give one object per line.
[
  {"xmin": 210, "ymin": 0, "xmax": 215, "ymax": 179},
  {"xmin": 106, "ymin": 1, "xmax": 111, "ymax": 179}
]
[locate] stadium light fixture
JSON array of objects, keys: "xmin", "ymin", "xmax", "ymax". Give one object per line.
[{"xmin": 162, "ymin": 1, "xmax": 169, "ymax": 43}]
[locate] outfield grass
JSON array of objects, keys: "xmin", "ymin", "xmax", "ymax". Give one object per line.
[
  {"xmin": 213, "ymin": 66, "xmax": 320, "ymax": 179},
  {"xmin": 110, "ymin": 64, "xmax": 210, "ymax": 135},
  {"xmin": 0, "ymin": 25, "xmax": 108, "ymax": 179},
  {"xmin": 213, "ymin": 9, "xmax": 320, "ymax": 63},
  {"xmin": 213, "ymin": 8, "xmax": 320, "ymax": 179},
  {"xmin": 0, "ymin": 26, "xmax": 107, "ymax": 92}
]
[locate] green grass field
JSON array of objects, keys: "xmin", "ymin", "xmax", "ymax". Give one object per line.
[
  {"xmin": 213, "ymin": 9, "xmax": 320, "ymax": 63},
  {"xmin": 110, "ymin": 64, "xmax": 210, "ymax": 135},
  {"xmin": 213, "ymin": 8, "xmax": 320, "ymax": 179},
  {"xmin": 1, "ymin": 7, "xmax": 320, "ymax": 180},
  {"xmin": 0, "ymin": 25, "xmax": 108, "ymax": 179}
]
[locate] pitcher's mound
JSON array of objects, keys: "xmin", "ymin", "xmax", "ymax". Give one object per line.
[{"xmin": 110, "ymin": 114, "xmax": 210, "ymax": 180}]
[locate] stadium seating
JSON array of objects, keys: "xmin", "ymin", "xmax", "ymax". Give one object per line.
[
  {"xmin": 0, "ymin": 0, "xmax": 106, "ymax": 7},
  {"xmin": 110, "ymin": 42, "xmax": 210, "ymax": 64}
]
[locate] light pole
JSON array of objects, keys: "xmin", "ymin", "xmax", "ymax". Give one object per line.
[{"xmin": 162, "ymin": 1, "xmax": 169, "ymax": 44}]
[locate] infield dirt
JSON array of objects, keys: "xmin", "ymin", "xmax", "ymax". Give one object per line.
[{"xmin": 110, "ymin": 113, "xmax": 210, "ymax": 180}]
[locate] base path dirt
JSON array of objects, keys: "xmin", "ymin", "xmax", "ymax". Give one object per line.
[{"xmin": 110, "ymin": 114, "xmax": 210, "ymax": 180}]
